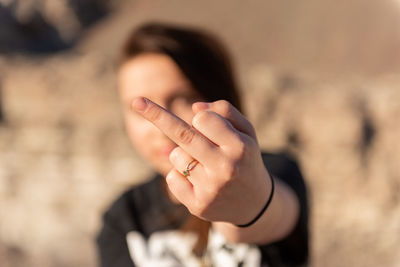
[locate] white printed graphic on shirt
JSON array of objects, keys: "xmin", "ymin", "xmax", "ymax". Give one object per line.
[{"xmin": 126, "ymin": 229, "xmax": 261, "ymax": 267}]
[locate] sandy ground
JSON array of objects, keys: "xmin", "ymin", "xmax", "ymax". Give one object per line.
[{"xmin": 1, "ymin": 0, "xmax": 400, "ymax": 266}]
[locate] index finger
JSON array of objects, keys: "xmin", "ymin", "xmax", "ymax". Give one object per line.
[{"xmin": 131, "ymin": 97, "xmax": 220, "ymax": 165}]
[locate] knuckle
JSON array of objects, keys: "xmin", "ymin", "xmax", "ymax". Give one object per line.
[
  {"xmin": 175, "ymin": 126, "xmax": 195, "ymax": 144},
  {"xmin": 215, "ymin": 100, "xmax": 232, "ymax": 117},
  {"xmin": 235, "ymin": 140, "xmax": 247, "ymax": 158},
  {"xmin": 226, "ymin": 137, "xmax": 248, "ymax": 160},
  {"xmin": 145, "ymin": 104, "xmax": 162, "ymax": 122},
  {"xmin": 220, "ymin": 158, "xmax": 237, "ymax": 179},
  {"xmin": 192, "ymin": 110, "xmax": 212, "ymax": 127},
  {"xmin": 234, "ymin": 137, "xmax": 256, "ymax": 160}
]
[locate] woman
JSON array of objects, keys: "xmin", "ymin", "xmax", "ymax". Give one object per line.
[{"xmin": 97, "ymin": 22, "xmax": 309, "ymax": 267}]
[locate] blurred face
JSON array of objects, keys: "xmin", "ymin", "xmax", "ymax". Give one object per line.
[{"xmin": 118, "ymin": 53, "xmax": 204, "ymax": 176}]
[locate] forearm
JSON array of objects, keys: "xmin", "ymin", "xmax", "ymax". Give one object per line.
[{"xmin": 212, "ymin": 177, "xmax": 300, "ymax": 245}]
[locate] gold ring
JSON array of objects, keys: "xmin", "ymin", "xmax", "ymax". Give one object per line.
[{"xmin": 183, "ymin": 159, "xmax": 198, "ymax": 177}]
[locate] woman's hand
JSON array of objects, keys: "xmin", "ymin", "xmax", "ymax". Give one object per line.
[{"xmin": 131, "ymin": 97, "xmax": 272, "ymax": 226}]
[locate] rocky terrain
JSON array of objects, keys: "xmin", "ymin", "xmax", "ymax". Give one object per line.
[{"xmin": 0, "ymin": 0, "xmax": 399, "ymax": 266}]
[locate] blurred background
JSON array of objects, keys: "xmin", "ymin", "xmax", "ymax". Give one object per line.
[{"xmin": 1, "ymin": 0, "xmax": 400, "ymax": 266}]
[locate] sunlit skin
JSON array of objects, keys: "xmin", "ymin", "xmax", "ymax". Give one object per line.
[
  {"xmin": 118, "ymin": 53, "xmax": 300, "ymax": 244},
  {"xmin": 118, "ymin": 53, "xmax": 203, "ymax": 176}
]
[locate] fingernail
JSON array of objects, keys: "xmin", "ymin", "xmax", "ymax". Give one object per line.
[
  {"xmin": 195, "ymin": 102, "xmax": 210, "ymax": 110},
  {"xmin": 132, "ymin": 97, "xmax": 148, "ymax": 112}
]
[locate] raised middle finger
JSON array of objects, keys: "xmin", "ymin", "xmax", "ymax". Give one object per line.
[{"xmin": 131, "ymin": 97, "xmax": 221, "ymax": 166}]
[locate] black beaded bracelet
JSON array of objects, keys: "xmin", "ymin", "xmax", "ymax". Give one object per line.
[{"xmin": 236, "ymin": 172, "xmax": 275, "ymax": 228}]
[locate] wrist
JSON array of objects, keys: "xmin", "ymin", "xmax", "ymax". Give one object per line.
[{"xmin": 236, "ymin": 170, "xmax": 275, "ymax": 228}]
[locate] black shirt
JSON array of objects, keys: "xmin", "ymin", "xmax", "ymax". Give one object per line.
[{"xmin": 97, "ymin": 152, "xmax": 309, "ymax": 267}]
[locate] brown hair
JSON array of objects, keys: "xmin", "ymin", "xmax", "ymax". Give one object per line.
[
  {"xmin": 119, "ymin": 22, "xmax": 242, "ymax": 112},
  {"xmin": 119, "ymin": 22, "xmax": 242, "ymax": 257}
]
